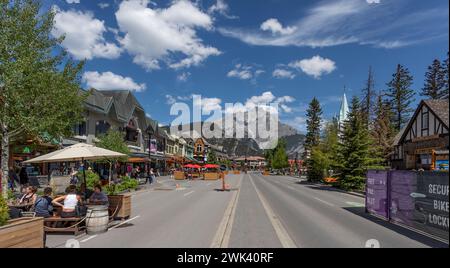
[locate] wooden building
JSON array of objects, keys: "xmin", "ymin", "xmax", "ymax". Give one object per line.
[{"xmin": 391, "ymin": 99, "xmax": 449, "ymax": 170}]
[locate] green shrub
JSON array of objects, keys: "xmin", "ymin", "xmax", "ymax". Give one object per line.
[
  {"xmin": 85, "ymin": 170, "xmax": 100, "ymax": 190},
  {"xmin": 0, "ymin": 195, "xmax": 10, "ymax": 227},
  {"xmin": 105, "ymin": 184, "xmax": 119, "ymax": 196}
]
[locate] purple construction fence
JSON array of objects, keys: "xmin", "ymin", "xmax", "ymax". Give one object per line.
[{"xmin": 366, "ymin": 170, "xmax": 449, "ymax": 242}]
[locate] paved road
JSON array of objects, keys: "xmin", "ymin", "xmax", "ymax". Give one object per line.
[{"xmin": 47, "ymin": 174, "xmax": 448, "ymax": 248}]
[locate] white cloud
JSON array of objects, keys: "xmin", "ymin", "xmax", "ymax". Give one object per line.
[
  {"xmin": 82, "ymin": 71, "xmax": 146, "ymax": 92},
  {"xmin": 98, "ymin": 3, "xmax": 110, "ymax": 9},
  {"xmin": 366, "ymin": 0, "xmax": 380, "ymax": 4},
  {"xmin": 115, "ymin": 0, "xmax": 221, "ymax": 71},
  {"xmin": 52, "ymin": 8, "xmax": 121, "ymax": 60},
  {"xmin": 227, "ymin": 64, "xmax": 264, "ymax": 80},
  {"xmin": 177, "ymin": 72, "xmax": 191, "ymax": 82},
  {"xmin": 194, "ymin": 97, "xmax": 222, "ymax": 113},
  {"xmin": 208, "ymin": 0, "xmax": 238, "ymax": 19},
  {"xmin": 219, "ymin": 0, "xmax": 448, "ymax": 49},
  {"xmin": 226, "ymin": 92, "xmax": 295, "ymax": 114},
  {"xmin": 289, "ymin": 56, "xmax": 336, "ymax": 79},
  {"xmin": 261, "ymin": 18, "xmax": 296, "ymax": 35},
  {"xmin": 166, "ymin": 95, "xmax": 177, "ymax": 105},
  {"xmin": 273, "ymin": 69, "xmax": 296, "ymax": 79},
  {"xmin": 66, "ymin": 0, "xmax": 80, "ymax": 3}
]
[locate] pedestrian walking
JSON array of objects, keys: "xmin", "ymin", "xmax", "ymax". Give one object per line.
[
  {"xmin": 18, "ymin": 165, "xmax": 29, "ymax": 191},
  {"xmin": 8, "ymin": 167, "xmax": 18, "ymax": 191}
]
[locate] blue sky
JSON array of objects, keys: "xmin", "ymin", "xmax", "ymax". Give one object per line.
[{"xmin": 44, "ymin": 0, "xmax": 449, "ymax": 132}]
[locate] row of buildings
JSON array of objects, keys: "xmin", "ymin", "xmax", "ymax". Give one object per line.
[{"xmin": 4, "ymin": 89, "xmax": 231, "ymax": 177}]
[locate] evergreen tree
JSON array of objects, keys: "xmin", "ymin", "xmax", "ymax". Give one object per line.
[
  {"xmin": 440, "ymin": 53, "xmax": 449, "ymax": 99},
  {"xmin": 361, "ymin": 66, "xmax": 376, "ymax": 128},
  {"xmin": 385, "ymin": 64, "xmax": 415, "ymax": 132},
  {"xmin": 338, "ymin": 96, "xmax": 374, "ymax": 190},
  {"xmin": 421, "ymin": 59, "xmax": 445, "ymax": 99},
  {"xmin": 304, "ymin": 98, "xmax": 323, "ymax": 152},
  {"xmin": 371, "ymin": 93, "xmax": 395, "ymax": 166}
]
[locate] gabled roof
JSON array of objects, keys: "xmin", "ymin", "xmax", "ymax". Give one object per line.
[
  {"xmin": 398, "ymin": 99, "xmax": 449, "ymax": 144},
  {"xmin": 83, "ymin": 89, "xmax": 147, "ymax": 127},
  {"xmin": 424, "ymin": 99, "xmax": 449, "ymax": 129}
]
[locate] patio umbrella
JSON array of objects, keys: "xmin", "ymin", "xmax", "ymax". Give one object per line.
[
  {"xmin": 24, "ymin": 143, "xmax": 126, "ymax": 183},
  {"xmin": 184, "ymin": 164, "xmax": 194, "ymax": 168},
  {"xmin": 204, "ymin": 164, "xmax": 219, "ymax": 169},
  {"xmin": 191, "ymin": 165, "xmax": 202, "ymax": 169}
]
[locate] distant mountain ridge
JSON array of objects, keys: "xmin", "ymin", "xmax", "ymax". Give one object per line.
[{"xmin": 169, "ymin": 120, "xmax": 305, "ymax": 158}]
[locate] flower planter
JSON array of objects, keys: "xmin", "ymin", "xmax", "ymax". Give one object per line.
[
  {"xmin": 204, "ymin": 173, "xmax": 220, "ymax": 180},
  {"xmin": 174, "ymin": 171, "xmax": 186, "ymax": 180},
  {"xmin": 108, "ymin": 194, "xmax": 132, "ymax": 220},
  {"xmin": 233, "ymin": 170, "xmax": 241, "ymax": 175},
  {"xmin": 0, "ymin": 217, "xmax": 44, "ymax": 248},
  {"xmin": 263, "ymin": 171, "xmax": 270, "ymax": 176}
]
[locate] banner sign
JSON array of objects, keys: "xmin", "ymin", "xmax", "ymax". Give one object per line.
[
  {"xmin": 368, "ymin": 170, "xmax": 449, "ymax": 242},
  {"xmin": 366, "ymin": 170, "xmax": 389, "ymax": 219}
]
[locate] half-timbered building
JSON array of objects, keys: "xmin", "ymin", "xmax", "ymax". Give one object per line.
[{"xmin": 391, "ymin": 99, "xmax": 449, "ymax": 170}]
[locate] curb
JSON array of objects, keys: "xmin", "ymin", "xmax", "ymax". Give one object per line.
[{"xmin": 288, "ymin": 176, "xmax": 366, "ymax": 198}]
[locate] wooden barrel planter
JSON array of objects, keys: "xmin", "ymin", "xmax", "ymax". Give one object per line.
[
  {"xmin": 0, "ymin": 217, "xmax": 44, "ymax": 248},
  {"xmin": 204, "ymin": 173, "xmax": 220, "ymax": 180},
  {"xmin": 86, "ymin": 205, "xmax": 109, "ymax": 235},
  {"xmin": 263, "ymin": 171, "xmax": 270, "ymax": 176},
  {"xmin": 108, "ymin": 194, "xmax": 132, "ymax": 220},
  {"xmin": 233, "ymin": 170, "xmax": 241, "ymax": 175},
  {"xmin": 174, "ymin": 171, "xmax": 186, "ymax": 180}
]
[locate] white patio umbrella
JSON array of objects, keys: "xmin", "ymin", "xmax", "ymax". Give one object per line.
[{"xmin": 24, "ymin": 143, "xmax": 126, "ymax": 183}]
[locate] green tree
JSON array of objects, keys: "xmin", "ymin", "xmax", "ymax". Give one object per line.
[
  {"xmin": 361, "ymin": 66, "xmax": 376, "ymax": 128},
  {"xmin": 371, "ymin": 93, "xmax": 395, "ymax": 165},
  {"xmin": 304, "ymin": 97, "xmax": 323, "ymax": 153},
  {"xmin": 96, "ymin": 130, "xmax": 130, "ymax": 162},
  {"xmin": 385, "ymin": 64, "xmax": 415, "ymax": 132},
  {"xmin": 440, "ymin": 53, "xmax": 449, "ymax": 99},
  {"xmin": 96, "ymin": 130, "xmax": 130, "ymax": 182},
  {"xmin": 307, "ymin": 119, "xmax": 340, "ymax": 182},
  {"xmin": 1, "ymin": 0, "xmax": 86, "ymax": 196},
  {"xmin": 308, "ymin": 147, "xmax": 331, "ymax": 182},
  {"xmin": 421, "ymin": 59, "xmax": 446, "ymax": 99},
  {"xmin": 338, "ymin": 96, "xmax": 377, "ymax": 190},
  {"xmin": 207, "ymin": 149, "xmax": 218, "ymax": 164},
  {"xmin": 271, "ymin": 139, "xmax": 289, "ymax": 170}
]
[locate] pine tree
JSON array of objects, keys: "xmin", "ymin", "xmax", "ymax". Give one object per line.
[
  {"xmin": 385, "ymin": 64, "xmax": 415, "ymax": 132},
  {"xmin": 371, "ymin": 93, "xmax": 395, "ymax": 165},
  {"xmin": 338, "ymin": 96, "xmax": 374, "ymax": 190},
  {"xmin": 421, "ymin": 59, "xmax": 445, "ymax": 99},
  {"xmin": 361, "ymin": 66, "xmax": 376, "ymax": 128},
  {"xmin": 271, "ymin": 139, "xmax": 289, "ymax": 171},
  {"xmin": 440, "ymin": 53, "xmax": 449, "ymax": 99},
  {"xmin": 304, "ymin": 98, "xmax": 323, "ymax": 152}
]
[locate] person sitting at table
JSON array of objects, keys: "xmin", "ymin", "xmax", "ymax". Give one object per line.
[
  {"xmin": 52, "ymin": 185, "xmax": 82, "ymax": 218},
  {"xmin": 34, "ymin": 187, "xmax": 54, "ymax": 218},
  {"xmin": 88, "ymin": 184, "xmax": 109, "ymax": 206},
  {"xmin": 18, "ymin": 186, "xmax": 37, "ymax": 209},
  {"xmin": 78, "ymin": 183, "xmax": 94, "ymax": 201}
]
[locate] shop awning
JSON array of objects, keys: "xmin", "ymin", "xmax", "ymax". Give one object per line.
[{"xmin": 127, "ymin": 157, "xmax": 149, "ymax": 163}]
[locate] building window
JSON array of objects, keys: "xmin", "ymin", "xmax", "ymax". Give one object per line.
[
  {"xmin": 421, "ymin": 111, "xmax": 429, "ymax": 130},
  {"xmin": 73, "ymin": 122, "xmax": 86, "ymax": 136},
  {"xmin": 95, "ymin": 120, "xmax": 110, "ymax": 136},
  {"xmin": 196, "ymin": 144, "xmax": 203, "ymax": 154}
]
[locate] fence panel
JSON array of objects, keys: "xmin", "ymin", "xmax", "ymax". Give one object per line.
[
  {"xmin": 366, "ymin": 170, "xmax": 389, "ymax": 219},
  {"xmin": 389, "ymin": 171, "xmax": 449, "ymax": 241}
]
